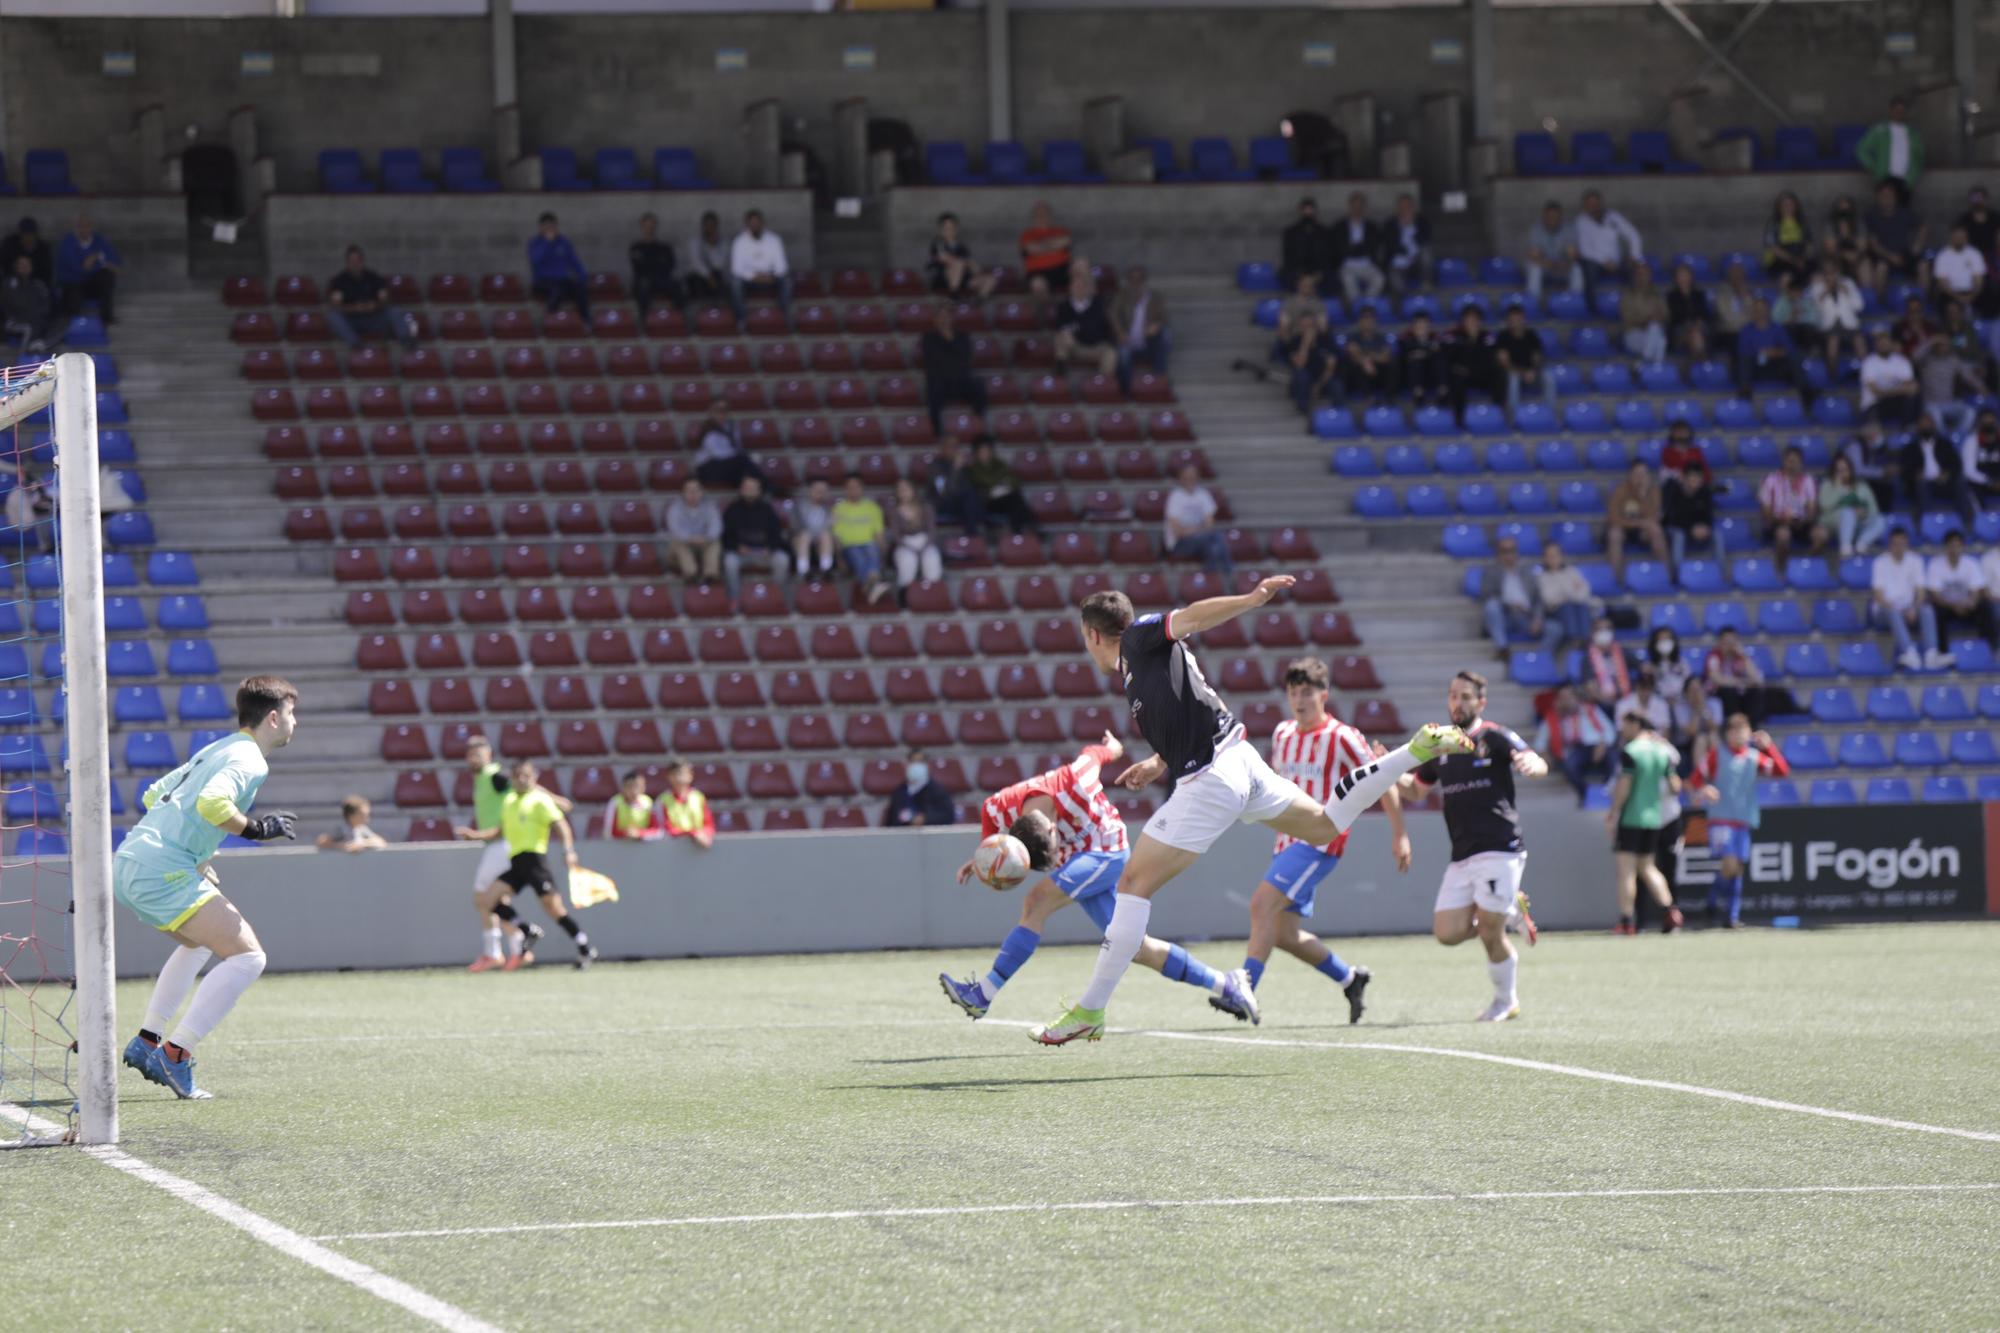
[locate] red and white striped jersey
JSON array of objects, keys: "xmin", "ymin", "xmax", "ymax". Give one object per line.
[
  {"xmin": 1270, "ymin": 715, "xmax": 1373, "ymax": 857},
  {"xmin": 980, "ymin": 742, "xmax": 1129, "ymax": 861}
]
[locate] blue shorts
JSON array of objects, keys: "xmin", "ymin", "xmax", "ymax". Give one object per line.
[
  {"xmin": 1263, "ymin": 843, "xmax": 1342, "ymax": 919},
  {"xmin": 1053, "ymin": 850, "xmax": 1128, "ymax": 931},
  {"xmin": 1708, "ymin": 823, "xmax": 1753, "ymax": 863}
]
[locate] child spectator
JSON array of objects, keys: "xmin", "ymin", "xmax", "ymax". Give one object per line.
[
  {"xmin": 56, "ymin": 212, "xmax": 120, "ymax": 324},
  {"xmin": 603, "ymin": 771, "xmax": 663, "ymax": 842},
  {"xmin": 527, "ymin": 212, "xmax": 590, "ymax": 323},
  {"xmin": 628, "ymin": 212, "xmax": 681, "ymax": 318},
  {"xmin": 1665, "ymin": 262, "xmax": 1710, "ymax": 362},
  {"xmin": 1398, "ymin": 310, "xmax": 1443, "ymax": 409},
  {"xmin": 657, "ymin": 761, "xmax": 716, "ymax": 847},
  {"xmin": 1694, "ymin": 715, "xmax": 1790, "ymax": 928},
  {"xmin": 315, "ymin": 796, "xmax": 387, "ymax": 853},
  {"xmin": 790, "ymin": 478, "xmax": 836, "ymax": 578},
  {"xmin": 1761, "ymin": 192, "xmax": 1813, "ymax": 287},
  {"xmin": 1017, "ymin": 200, "xmax": 1072, "ymax": 305},
  {"xmin": 683, "ymin": 211, "xmax": 728, "ymax": 304},
  {"xmin": 927, "ymin": 212, "xmax": 996, "ymax": 299}
]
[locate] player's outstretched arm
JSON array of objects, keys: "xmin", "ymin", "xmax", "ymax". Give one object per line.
[
  {"xmin": 1380, "ymin": 781, "xmax": 1413, "ymax": 872},
  {"xmin": 1115, "ymin": 754, "xmax": 1167, "ymax": 789},
  {"xmin": 557, "ymin": 816, "xmax": 579, "ymax": 865},
  {"xmin": 1512, "ymin": 748, "xmax": 1550, "ymax": 778},
  {"xmin": 454, "ymin": 824, "xmax": 500, "ymax": 842},
  {"xmin": 1167, "ymin": 574, "xmax": 1296, "ymax": 638}
]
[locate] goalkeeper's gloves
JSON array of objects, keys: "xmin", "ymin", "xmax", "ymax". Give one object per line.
[{"xmin": 241, "ymin": 811, "xmax": 298, "ymax": 842}]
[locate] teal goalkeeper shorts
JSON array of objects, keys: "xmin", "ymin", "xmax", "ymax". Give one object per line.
[{"xmin": 113, "ymin": 858, "xmax": 220, "ymax": 932}]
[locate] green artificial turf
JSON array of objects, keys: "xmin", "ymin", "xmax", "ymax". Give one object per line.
[{"xmin": 6, "ymin": 922, "xmax": 1999, "ymax": 1329}]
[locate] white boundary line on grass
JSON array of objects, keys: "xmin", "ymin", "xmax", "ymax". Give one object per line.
[
  {"xmin": 0, "ymin": 1099, "xmax": 503, "ymax": 1333},
  {"xmin": 313, "ymin": 1182, "xmax": 2000, "ymax": 1243}
]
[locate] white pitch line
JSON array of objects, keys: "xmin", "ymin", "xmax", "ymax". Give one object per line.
[
  {"xmin": 0, "ymin": 1098, "xmax": 502, "ymax": 1333},
  {"xmin": 313, "ymin": 1182, "xmax": 2000, "ymax": 1243},
  {"xmin": 220, "ymin": 1017, "xmax": 967, "ymax": 1048}
]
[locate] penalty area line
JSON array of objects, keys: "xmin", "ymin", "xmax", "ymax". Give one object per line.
[
  {"xmin": 0, "ymin": 1098, "xmax": 503, "ymax": 1333},
  {"xmin": 312, "ymin": 1182, "xmax": 2000, "ymax": 1243}
]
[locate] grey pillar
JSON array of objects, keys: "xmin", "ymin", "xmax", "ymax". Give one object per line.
[
  {"xmin": 743, "ymin": 99, "xmax": 782, "ymax": 189},
  {"xmin": 1419, "ymin": 92, "xmax": 1464, "ymax": 193},
  {"xmin": 491, "ymin": 0, "xmax": 520, "ymax": 168},
  {"xmin": 1333, "ymin": 93, "xmax": 1377, "ymax": 178},
  {"xmin": 1082, "ymin": 95, "xmax": 1123, "ymax": 171},
  {"xmin": 986, "ymin": 0, "xmax": 1012, "ymax": 146},
  {"xmin": 1951, "ymin": 0, "xmax": 1975, "ymax": 163},
  {"xmin": 135, "ymin": 104, "xmax": 167, "ymax": 193},
  {"xmin": 1469, "ymin": 0, "xmax": 1495, "ymax": 144},
  {"xmin": 229, "ymin": 105, "xmax": 262, "ymax": 214},
  {"xmin": 833, "ymin": 96, "xmax": 869, "ymax": 199}
]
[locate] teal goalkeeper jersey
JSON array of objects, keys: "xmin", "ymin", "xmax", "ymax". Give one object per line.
[{"xmin": 117, "ymin": 731, "xmax": 268, "ymax": 875}]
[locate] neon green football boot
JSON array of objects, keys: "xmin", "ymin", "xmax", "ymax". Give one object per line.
[{"xmin": 1029, "ymin": 1001, "xmax": 1105, "ymax": 1046}]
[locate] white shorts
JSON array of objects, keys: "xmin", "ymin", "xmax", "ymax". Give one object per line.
[
  {"xmin": 1143, "ymin": 741, "xmax": 1307, "ymax": 855},
  {"xmin": 1434, "ymin": 850, "xmax": 1528, "ymax": 917},
  {"xmin": 471, "ymin": 839, "xmax": 512, "ymax": 892}
]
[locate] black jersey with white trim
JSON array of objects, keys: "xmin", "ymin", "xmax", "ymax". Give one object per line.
[
  {"xmin": 1412, "ymin": 718, "xmax": 1527, "ymax": 862},
  {"xmin": 1120, "ymin": 611, "xmax": 1242, "ymax": 789}
]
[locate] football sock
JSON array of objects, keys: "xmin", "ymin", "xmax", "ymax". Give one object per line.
[
  {"xmin": 1079, "ymin": 893, "xmax": 1150, "ymax": 1010},
  {"xmin": 556, "ymin": 915, "xmax": 584, "ymax": 941},
  {"xmin": 1324, "ymin": 744, "xmax": 1426, "ymax": 833},
  {"xmin": 983, "ymin": 926, "xmax": 1041, "ymax": 999},
  {"xmin": 493, "ymin": 902, "xmax": 519, "ymax": 923},
  {"xmin": 1488, "ymin": 954, "xmax": 1517, "ymax": 1003},
  {"xmin": 1160, "ymin": 943, "xmax": 1223, "ymax": 994},
  {"xmin": 167, "ymin": 949, "xmax": 266, "ymax": 1049},
  {"xmin": 1241, "ymin": 956, "xmax": 1268, "ymax": 989},
  {"xmin": 137, "ymin": 1029, "xmax": 161, "ymax": 1047},
  {"xmin": 1722, "ymin": 874, "xmax": 1743, "ymax": 922},
  {"xmin": 142, "ymin": 946, "xmax": 212, "ymax": 1037},
  {"xmin": 1314, "ymin": 951, "xmax": 1354, "ymax": 985},
  {"xmin": 482, "ymin": 926, "xmax": 504, "ymax": 961}
]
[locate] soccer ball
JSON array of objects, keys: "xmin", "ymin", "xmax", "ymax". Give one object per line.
[{"xmin": 973, "ymin": 833, "xmax": 1031, "ymax": 890}]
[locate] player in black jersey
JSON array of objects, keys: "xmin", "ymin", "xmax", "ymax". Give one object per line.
[
  {"xmin": 1026, "ymin": 582, "xmax": 1472, "ymax": 1045},
  {"xmin": 1405, "ymin": 670, "xmax": 1550, "ymax": 1022}
]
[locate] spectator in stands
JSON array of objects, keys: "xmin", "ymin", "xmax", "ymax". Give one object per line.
[
  {"xmin": 1893, "ymin": 293, "xmax": 1938, "ymax": 358},
  {"xmin": 1873, "ymin": 525, "xmax": 1945, "ymax": 670},
  {"xmin": 966, "ymin": 436, "xmax": 1040, "ymax": 536},
  {"xmin": 3, "ymin": 471, "xmax": 52, "ymax": 549},
  {"xmin": 1334, "ymin": 191, "xmax": 1385, "ymax": 304},
  {"xmin": 927, "ymin": 212, "xmax": 996, "ymax": 300},
  {"xmin": 603, "ymin": 771, "xmax": 664, "ymax": 843},
  {"xmin": 692, "ymin": 400, "xmax": 765, "ymax": 491},
  {"xmin": 1933, "ymin": 224, "xmax": 1987, "ymax": 310},
  {"xmin": 1523, "ymin": 199, "xmax": 1581, "ymax": 303},
  {"xmin": 2, "ymin": 254, "xmax": 54, "ymax": 353},
  {"xmin": 1665, "ymin": 262, "xmax": 1711, "ymax": 363},
  {"xmin": 1940, "ymin": 298, "xmax": 1993, "ymax": 383},
  {"xmin": 1759, "ymin": 444, "xmax": 1822, "ymax": 560},
  {"xmin": 884, "ymin": 749, "xmax": 955, "ymax": 828},
  {"xmin": 1607, "ymin": 457, "xmax": 1668, "ymax": 578},
  {"xmin": 325, "ymin": 245, "xmax": 415, "ymax": 348},
  {"xmin": 1859, "ymin": 327, "xmax": 1921, "ymax": 428},
  {"xmin": 1538, "ymin": 541, "xmax": 1597, "ymax": 647},
  {"xmin": 664, "ymin": 477, "xmax": 724, "ymax": 583},
  {"xmin": 1672, "ymin": 677, "xmax": 1723, "ymax": 765},
  {"xmin": 1279, "ymin": 196, "xmax": 1336, "ymax": 292},
  {"xmin": 1052, "ymin": 260, "xmax": 1118, "ymax": 378},
  {"xmin": 1916, "ymin": 317, "xmax": 1985, "ymax": 438},
  {"xmin": 1493, "ymin": 302, "xmax": 1551, "ymax": 420},
  {"xmin": 921, "ymin": 304, "xmax": 987, "ymax": 434},
  {"xmin": 1442, "ymin": 306, "xmax": 1502, "ymax": 427},
  {"xmin": 1162, "ymin": 462, "xmax": 1232, "ymax": 575},
  {"xmin": 314, "ymin": 796, "xmax": 387, "ymax": 854},
  {"xmin": 1857, "ymin": 95, "xmax": 1923, "ymax": 204},
  {"xmin": 1384, "ymin": 193, "xmax": 1430, "ymax": 294},
  {"xmin": 1927, "ymin": 529, "xmax": 1993, "ymax": 648},
  {"xmin": 1618, "ymin": 263, "xmax": 1669, "ymax": 364},
  {"xmin": 1341, "ymin": 305, "xmax": 1395, "ymax": 406},
  {"xmin": 1808, "ymin": 257, "xmax": 1867, "ymax": 369},
  {"xmin": 1018, "ymin": 201, "xmax": 1073, "ymax": 305},
  {"xmin": 1824, "ymin": 195, "xmax": 1865, "ymax": 280},
  {"xmin": 1536, "ymin": 686, "xmax": 1615, "ymax": 804},
  {"xmin": 1580, "ymin": 615, "xmax": 1631, "ymax": 711},
  {"xmin": 1957, "ymin": 188, "xmax": 2000, "ymax": 317},
  {"xmin": 1761, "ymin": 191, "xmax": 1814, "ymax": 288},
  {"xmin": 1772, "ymin": 274, "xmax": 1819, "ymax": 356},
  {"xmin": 0, "ymin": 217, "xmax": 51, "ymax": 286},
  {"xmin": 1277, "ymin": 273, "xmax": 1335, "ymax": 415},
  {"xmin": 831, "ymin": 473, "xmax": 890, "ymax": 603},
  {"xmin": 628, "ymin": 212, "xmax": 680, "ymax": 319},
  {"xmin": 1660, "ymin": 420, "xmax": 1709, "ymax": 479},
  {"xmin": 1476, "ymin": 535, "xmax": 1551, "ymax": 657},
  {"xmin": 1702, "ymin": 627, "xmax": 1767, "ymax": 725},
  {"xmin": 1900, "ymin": 412, "xmax": 1978, "ymax": 530},
  {"xmin": 888, "ymin": 477, "xmax": 944, "ymax": 591},
  {"xmin": 928, "ymin": 437, "xmax": 984, "ymax": 536},
  {"xmin": 790, "ymin": 478, "xmax": 836, "ymax": 579},
  {"xmin": 1841, "ymin": 420, "xmax": 1897, "ymax": 512},
  {"xmin": 659, "ymin": 760, "xmax": 716, "ymax": 847},
  {"xmin": 1644, "ymin": 626, "xmax": 1692, "ymax": 701},
  {"xmin": 1613, "ymin": 667, "xmax": 1672, "ymax": 733},
  {"xmin": 55, "ymin": 212, "xmax": 119, "ymax": 325},
  {"xmin": 684, "ymin": 211, "xmax": 728, "ymax": 305},
  {"xmin": 1710, "ymin": 260, "xmax": 1755, "ymax": 361},
  {"xmin": 1817, "ymin": 452, "xmax": 1886, "ymax": 557},
  {"xmin": 1662, "ymin": 460, "xmax": 1719, "ymax": 568},
  {"xmin": 1862, "ymin": 181, "xmax": 1928, "ymax": 300},
  {"xmin": 1399, "ymin": 310, "xmax": 1444, "ymax": 409},
  {"xmin": 728, "ymin": 208, "xmax": 791, "ymax": 320},
  {"xmin": 1110, "ymin": 264, "xmax": 1171, "ymax": 392},
  {"xmin": 527, "ymin": 212, "xmax": 590, "ymax": 324},
  {"xmin": 1963, "ymin": 410, "xmax": 2000, "ymax": 511},
  {"xmin": 1734, "ymin": 297, "xmax": 1807, "ymax": 402},
  {"xmin": 1575, "ymin": 190, "xmax": 1643, "ymax": 307},
  {"xmin": 720, "ymin": 474, "xmax": 790, "ymax": 600}
]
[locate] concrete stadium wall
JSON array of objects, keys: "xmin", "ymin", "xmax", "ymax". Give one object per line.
[
  {"xmin": 882, "ymin": 179, "xmax": 1415, "ymax": 277},
  {"xmin": 1489, "ymin": 166, "xmax": 1999, "ymax": 266},
  {"xmin": 261, "ymin": 188, "xmax": 815, "ymax": 282}
]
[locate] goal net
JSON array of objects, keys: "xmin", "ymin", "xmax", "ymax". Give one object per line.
[{"xmin": 0, "ymin": 354, "xmax": 118, "ymax": 1148}]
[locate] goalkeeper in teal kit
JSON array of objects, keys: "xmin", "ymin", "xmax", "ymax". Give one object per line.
[{"xmin": 114, "ymin": 676, "xmax": 301, "ymax": 1100}]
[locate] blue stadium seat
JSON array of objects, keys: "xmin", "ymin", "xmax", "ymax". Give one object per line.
[
  {"xmin": 106, "ymin": 641, "xmax": 156, "ymax": 677},
  {"xmin": 1534, "ymin": 439, "xmax": 1580, "ymax": 471},
  {"xmin": 1432, "ymin": 443, "xmax": 1478, "ymax": 475},
  {"xmin": 1760, "ymin": 398, "xmax": 1806, "ymax": 429},
  {"xmin": 593, "ymin": 147, "xmax": 649, "ymax": 190},
  {"xmin": 1481, "ymin": 257, "xmax": 1524, "ymax": 286},
  {"xmin": 1591, "ymin": 363, "xmax": 1634, "ymax": 394},
  {"xmin": 1810, "ymin": 396, "xmax": 1856, "ymax": 429},
  {"xmin": 1571, "ymin": 131, "xmax": 1619, "ymax": 173},
  {"xmin": 1794, "ymin": 433, "xmax": 1832, "ymax": 469},
  {"xmin": 1495, "ymin": 521, "xmax": 1540, "ymax": 551},
  {"xmin": 318, "ymin": 149, "xmax": 373, "ymax": 193},
  {"xmin": 1312, "ymin": 406, "xmax": 1359, "ymax": 439},
  {"xmin": 156, "ymin": 595, "xmax": 209, "ymax": 631},
  {"xmin": 1568, "ymin": 327, "xmax": 1612, "ymax": 359},
  {"xmin": 1406, "ymin": 484, "xmax": 1451, "ymax": 516},
  {"xmin": 1756, "ymin": 599, "xmax": 1806, "ymax": 634},
  {"xmin": 1352, "ymin": 486, "xmax": 1400, "ymax": 517},
  {"xmin": 188, "ymin": 728, "xmax": 231, "ymax": 753},
  {"xmin": 1332, "ymin": 445, "xmax": 1379, "ymax": 477},
  {"xmin": 1365, "ymin": 406, "xmax": 1411, "ymax": 439},
  {"xmin": 1837, "ymin": 732, "xmax": 1889, "ymax": 768},
  {"xmin": 167, "ymin": 638, "xmax": 219, "ymax": 677},
  {"xmin": 1691, "ymin": 360, "xmax": 1735, "ymax": 392},
  {"xmin": 1809, "ymin": 688, "xmax": 1860, "ymax": 724},
  {"xmin": 1649, "ymin": 601, "xmax": 1698, "ymax": 635},
  {"xmin": 1731, "ymin": 557, "xmax": 1784, "ymax": 592},
  {"xmin": 1918, "ymin": 511, "xmax": 1965, "ymax": 545},
  {"xmin": 1579, "ymin": 563, "xmax": 1619, "ymax": 598},
  {"xmin": 1464, "ymin": 403, "xmax": 1508, "ymax": 437},
  {"xmin": 1786, "ymin": 558, "xmax": 1837, "ymax": 591},
  {"xmin": 38, "ymin": 643, "xmax": 61, "ymax": 680},
  {"xmin": 99, "ymin": 427, "xmax": 135, "ymax": 462},
  {"xmin": 104, "ymin": 597, "xmax": 146, "ymax": 632},
  {"xmin": 926, "ymin": 141, "xmax": 980, "ymax": 185},
  {"xmin": 1592, "ymin": 288, "xmax": 1623, "ymax": 320},
  {"xmin": 1237, "ymin": 261, "xmax": 1280, "ymax": 293},
  {"xmin": 379, "ymin": 148, "xmax": 435, "ymax": 193},
  {"xmin": 1812, "ymin": 598, "xmax": 1862, "ymax": 633},
  {"xmin": 1734, "ymin": 434, "xmax": 1781, "ymax": 469},
  {"xmin": 1252, "ymin": 297, "xmax": 1282, "ymax": 328},
  {"xmin": 1624, "ymin": 561, "xmax": 1672, "ymax": 595},
  {"xmin": 1457, "ymin": 483, "xmax": 1503, "ymax": 516},
  {"xmin": 1241, "ymin": 135, "xmax": 1307, "ymax": 180},
  {"xmin": 1507, "ymin": 482, "xmax": 1554, "ymax": 514},
  {"xmin": 114, "ymin": 685, "xmax": 166, "ymax": 725},
  {"xmin": 1892, "ymin": 730, "xmax": 1942, "ymax": 765},
  {"xmin": 1782, "ymin": 734, "xmax": 1833, "ymax": 770},
  {"xmin": 105, "ymin": 512, "xmax": 153, "ymax": 547},
  {"xmin": 28, "ymin": 601, "xmax": 56, "ymax": 635},
  {"xmin": 1544, "ymin": 291, "xmax": 1590, "ymax": 321},
  {"xmin": 1837, "ymin": 556, "xmax": 1874, "ymax": 591},
  {"xmin": 1922, "ymin": 776, "xmax": 1970, "ymax": 803},
  {"xmin": 1614, "ymin": 400, "xmax": 1658, "ymax": 432},
  {"xmin": 1382, "ymin": 443, "xmax": 1428, "ymax": 475},
  {"xmin": 1442, "ymin": 523, "xmax": 1493, "ymax": 558},
  {"xmin": 1836, "ymin": 642, "xmax": 1890, "ymax": 678},
  {"xmin": 1866, "ymin": 687, "xmax": 1917, "ymax": 723},
  {"xmin": 1582, "ymin": 438, "xmax": 1626, "ymax": 471},
  {"xmin": 1712, "ymin": 398, "xmax": 1758, "ymax": 430},
  {"xmin": 1771, "ymin": 125, "xmax": 1820, "ymax": 170},
  {"xmin": 1977, "ymin": 684, "xmax": 2000, "ymax": 720},
  {"xmin": 147, "ymin": 552, "xmax": 200, "ymax": 586},
  {"xmin": 1556, "ymin": 480, "xmax": 1603, "ymax": 513},
  {"xmin": 1745, "ymin": 644, "xmax": 1782, "ymax": 681},
  {"xmin": 1415, "ymin": 405, "xmax": 1459, "ymax": 438},
  {"xmin": 0, "ymin": 686, "xmax": 34, "ymax": 726},
  {"xmin": 1661, "ymin": 398, "xmax": 1706, "ymax": 428},
  {"xmin": 23, "ymin": 149, "xmax": 77, "ymax": 195},
  {"xmin": 1434, "ymin": 257, "xmax": 1474, "ymax": 288},
  {"xmin": 441, "ymin": 147, "xmax": 499, "ymax": 192},
  {"xmin": 1783, "ymin": 643, "xmax": 1834, "ymax": 679},
  {"xmin": 123, "ymin": 731, "xmax": 177, "ymax": 770},
  {"xmin": 1864, "ymin": 777, "xmax": 1913, "ymax": 803},
  {"xmin": 1703, "ymin": 599, "xmax": 1751, "ymax": 633},
  {"xmin": 177, "ymin": 683, "xmax": 233, "ymax": 722},
  {"xmin": 1189, "ymin": 137, "xmax": 1250, "ymax": 181},
  {"xmin": 1130, "ymin": 137, "xmax": 1186, "ymax": 182},
  {"xmin": 982, "ymin": 141, "xmax": 1034, "ymax": 184},
  {"xmin": 1514, "ymin": 402, "xmax": 1559, "ymax": 433},
  {"xmin": 101, "ymin": 551, "xmax": 138, "ymax": 587},
  {"xmin": 1042, "ymin": 140, "xmax": 1101, "ymax": 184},
  {"xmin": 1635, "ymin": 362, "xmax": 1681, "ymax": 393},
  {"xmin": 16, "ymin": 828, "xmax": 67, "ymax": 856},
  {"xmin": 1920, "ymin": 686, "xmax": 1971, "ymax": 722},
  {"xmin": 1549, "ymin": 521, "xmax": 1597, "ymax": 556},
  {"xmin": 653, "ymin": 148, "xmax": 713, "ymax": 190},
  {"xmin": 1513, "ymin": 132, "xmax": 1563, "ymax": 176},
  {"xmin": 0, "ymin": 733, "xmax": 50, "ymax": 774},
  {"xmin": 1979, "ymin": 776, "xmax": 2000, "ymax": 802},
  {"xmin": 1510, "ymin": 649, "xmax": 1565, "ymax": 686},
  {"xmin": 1975, "ymin": 511, "xmax": 2000, "ymax": 544},
  {"xmin": 1484, "ymin": 441, "xmax": 1529, "ymax": 474},
  {"xmin": 3, "ymin": 780, "xmax": 55, "ymax": 820},
  {"xmin": 1951, "ymin": 640, "xmax": 1996, "ymax": 672},
  {"xmin": 1758, "ymin": 779, "xmax": 1800, "ymax": 806},
  {"xmin": 1950, "ymin": 729, "xmax": 1999, "ymax": 765},
  {"xmin": 1805, "ymin": 777, "xmax": 1853, "ymax": 802}
]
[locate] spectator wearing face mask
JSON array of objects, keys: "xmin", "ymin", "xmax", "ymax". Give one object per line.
[
  {"xmin": 1643, "ymin": 627, "xmax": 1691, "ymax": 701},
  {"xmin": 884, "ymin": 750, "xmax": 955, "ymax": 827},
  {"xmin": 1580, "ymin": 616, "xmax": 1631, "ymax": 711}
]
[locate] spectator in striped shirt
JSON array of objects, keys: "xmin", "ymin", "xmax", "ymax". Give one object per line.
[
  {"xmin": 1534, "ymin": 685, "xmax": 1615, "ymax": 803},
  {"xmin": 1758, "ymin": 444, "xmax": 1823, "ymax": 560}
]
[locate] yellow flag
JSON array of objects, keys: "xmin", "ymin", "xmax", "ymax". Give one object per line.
[{"xmin": 568, "ymin": 866, "xmax": 619, "ymax": 908}]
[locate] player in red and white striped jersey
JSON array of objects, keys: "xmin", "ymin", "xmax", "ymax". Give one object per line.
[
  {"xmin": 938, "ymin": 733, "xmax": 1255, "ymax": 1021},
  {"xmin": 1215, "ymin": 657, "xmax": 1412, "ymax": 1026}
]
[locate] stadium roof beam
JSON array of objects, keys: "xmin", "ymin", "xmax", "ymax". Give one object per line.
[{"xmin": 1653, "ymin": 0, "xmax": 1789, "ymax": 126}]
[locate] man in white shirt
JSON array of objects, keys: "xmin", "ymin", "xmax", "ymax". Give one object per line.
[
  {"xmin": 1161, "ymin": 463, "xmax": 1232, "ymax": 574},
  {"xmin": 1872, "ymin": 526, "xmax": 1944, "ymax": 670},
  {"xmin": 727, "ymin": 208, "xmax": 790, "ymax": 321},
  {"xmin": 1927, "ymin": 530, "xmax": 1994, "ymax": 650},
  {"xmin": 1933, "ymin": 225, "xmax": 1987, "ymax": 304},
  {"xmin": 1575, "ymin": 189, "xmax": 1643, "ymax": 308},
  {"xmin": 1612, "ymin": 668, "xmax": 1672, "ymax": 733},
  {"xmin": 1858, "ymin": 328, "xmax": 1920, "ymax": 427}
]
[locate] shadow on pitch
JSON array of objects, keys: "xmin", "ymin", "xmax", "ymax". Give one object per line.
[
  {"xmin": 831, "ymin": 1072, "xmax": 1288, "ymax": 1094},
  {"xmin": 854, "ymin": 1053, "xmax": 1035, "ymax": 1066}
]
